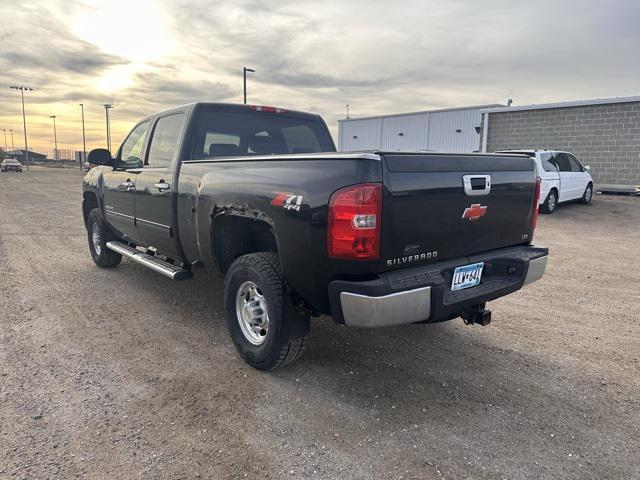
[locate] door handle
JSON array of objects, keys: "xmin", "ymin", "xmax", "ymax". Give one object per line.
[
  {"xmin": 120, "ymin": 180, "xmax": 135, "ymax": 190},
  {"xmin": 154, "ymin": 181, "xmax": 170, "ymax": 192}
]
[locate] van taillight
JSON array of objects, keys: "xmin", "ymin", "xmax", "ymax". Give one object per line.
[
  {"xmin": 531, "ymin": 176, "xmax": 541, "ymax": 231},
  {"xmin": 328, "ymin": 183, "xmax": 382, "ymax": 260}
]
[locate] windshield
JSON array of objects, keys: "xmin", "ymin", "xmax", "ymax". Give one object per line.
[
  {"xmin": 192, "ymin": 111, "xmax": 335, "ymax": 159},
  {"xmin": 5, "ymin": 159, "xmax": 19, "ymax": 164}
]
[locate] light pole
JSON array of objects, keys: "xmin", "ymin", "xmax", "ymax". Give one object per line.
[
  {"xmin": 243, "ymin": 67, "xmax": 255, "ymax": 104},
  {"xmin": 49, "ymin": 115, "xmax": 59, "ymax": 163},
  {"xmin": 10, "ymin": 85, "xmax": 33, "ymax": 171},
  {"xmin": 2, "ymin": 128, "xmax": 6, "ymax": 152},
  {"xmin": 9, "ymin": 129, "xmax": 14, "ymax": 151},
  {"xmin": 346, "ymin": 104, "xmax": 350, "ymax": 119},
  {"xmin": 103, "ymin": 104, "xmax": 113, "ymax": 151},
  {"xmin": 80, "ymin": 104, "xmax": 87, "ymax": 170}
]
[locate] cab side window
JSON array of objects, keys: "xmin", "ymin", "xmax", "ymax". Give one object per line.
[
  {"xmin": 118, "ymin": 121, "xmax": 151, "ymax": 169},
  {"xmin": 146, "ymin": 113, "xmax": 185, "ymax": 168}
]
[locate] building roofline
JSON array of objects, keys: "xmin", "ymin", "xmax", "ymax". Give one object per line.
[
  {"xmin": 338, "ymin": 104, "xmax": 505, "ymax": 123},
  {"xmin": 481, "ymin": 95, "xmax": 640, "ymax": 114}
]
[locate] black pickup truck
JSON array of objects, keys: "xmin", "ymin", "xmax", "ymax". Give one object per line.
[{"xmin": 83, "ymin": 103, "xmax": 548, "ymax": 370}]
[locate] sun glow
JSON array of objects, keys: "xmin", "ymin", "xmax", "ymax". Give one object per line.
[{"xmin": 71, "ymin": 0, "xmax": 176, "ymax": 63}]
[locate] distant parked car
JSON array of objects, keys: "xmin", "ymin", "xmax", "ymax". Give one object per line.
[
  {"xmin": 0, "ymin": 159, "xmax": 23, "ymax": 172},
  {"xmin": 498, "ymin": 150, "xmax": 593, "ymax": 214}
]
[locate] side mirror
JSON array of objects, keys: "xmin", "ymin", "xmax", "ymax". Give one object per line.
[
  {"xmin": 87, "ymin": 148, "xmax": 113, "ymax": 166},
  {"xmin": 584, "ymin": 165, "xmax": 591, "ymax": 172}
]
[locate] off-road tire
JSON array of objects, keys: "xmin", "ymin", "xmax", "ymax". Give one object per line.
[
  {"xmin": 540, "ymin": 189, "xmax": 558, "ymax": 214},
  {"xmin": 224, "ymin": 252, "xmax": 309, "ymax": 371},
  {"xmin": 87, "ymin": 209, "xmax": 122, "ymax": 268}
]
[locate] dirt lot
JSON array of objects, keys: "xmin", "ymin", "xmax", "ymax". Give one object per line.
[{"xmin": 0, "ymin": 167, "xmax": 638, "ymax": 480}]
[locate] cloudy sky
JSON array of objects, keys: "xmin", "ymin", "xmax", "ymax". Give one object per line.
[{"xmin": 1, "ymin": 0, "xmax": 639, "ymax": 154}]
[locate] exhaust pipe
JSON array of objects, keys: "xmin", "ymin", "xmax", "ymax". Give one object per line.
[{"xmin": 462, "ymin": 305, "xmax": 492, "ymax": 326}]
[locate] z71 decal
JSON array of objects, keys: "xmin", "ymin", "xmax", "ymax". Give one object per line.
[{"xmin": 271, "ymin": 192, "xmax": 303, "ymax": 211}]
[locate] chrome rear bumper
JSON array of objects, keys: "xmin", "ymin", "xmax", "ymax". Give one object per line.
[
  {"xmin": 331, "ymin": 249, "xmax": 548, "ymax": 328},
  {"xmin": 340, "ymin": 287, "xmax": 432, "ymax": 328},
  {"xmin": 523, "ymin": 255, "xmax": 548, "ymax": 286}
]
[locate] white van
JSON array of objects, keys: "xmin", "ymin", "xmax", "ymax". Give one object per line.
[{"xmin": 498, "ymin": 150, "xmax": 594, "ymax": 214}]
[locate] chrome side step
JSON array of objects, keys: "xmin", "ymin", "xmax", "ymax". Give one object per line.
[{"xmin": 106, "ymin": 241, "xmax": 193, "ymax": 281}]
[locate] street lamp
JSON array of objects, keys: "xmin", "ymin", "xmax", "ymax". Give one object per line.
[
  {"xmin": 9, "ymin": 129, "xmax": 14, "ymax": 151},
  {"xmin": 80, "ymin": 104, "xmax": 87, "ymax": 170},
  {"xmin": 2, "ymin": 128, "xmax": 6, "ymax": 152},
  {"xmin": 103, "ymin": 104, "xmax": 113, "ymax": 152},
  {"xmin": 243, "ymin": 67, "xmax": 255, "ymax": 104},
  {"xmin": 49, "ymin": 115, "xmax": 58, "ymax": 163},
  {"xmin": 10, "ymin": 85, "xmax": 33, "ymax": 171}
]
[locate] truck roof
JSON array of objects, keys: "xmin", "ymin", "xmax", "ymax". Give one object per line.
[{"xmin": 148, "ymin": 102, "xmax": 325, "ymax": 122}]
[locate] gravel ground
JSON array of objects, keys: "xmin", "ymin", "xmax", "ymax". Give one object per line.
[{"xmin": 1, "ymin": 167, "xmax": 638, "ymax": 480}]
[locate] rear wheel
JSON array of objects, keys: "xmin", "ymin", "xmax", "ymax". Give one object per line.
[
  {"xmin": 224, "ymin": 252, "xmax": 309, "ymax": 370},
  {"xmin": 87, "ymin": 209, "xmax": 122, "ymax": 268},
  {"xmin": 581, "ymin": 183, "xmax": 593, "ymax": 204},
  {"xmin": 540, "ymin": 189, "xmax": 557, "ymax": 214}
]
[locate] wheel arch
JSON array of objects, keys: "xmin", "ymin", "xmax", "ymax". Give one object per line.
[
  {"xmin": 211, "ymin": 211, "xmax": 281, "ymax": 274},
  {"xmin": 82, "ymin": 191, "xmax": 99, "ymax": 227}
]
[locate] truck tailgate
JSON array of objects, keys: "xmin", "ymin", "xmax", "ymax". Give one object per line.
[{"xmin": 381, "ymin": 153, "xmax": 537, "ymax": 269}]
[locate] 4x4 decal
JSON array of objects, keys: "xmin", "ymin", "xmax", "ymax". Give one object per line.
[{"xmin": 271, "ymin": 192, "xmax": 303, "ymax": 211}]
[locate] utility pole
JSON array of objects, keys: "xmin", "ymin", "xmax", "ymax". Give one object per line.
[
  {"xmin": 243, "ymin": 67, "xmax": 255, "ymax": 104},
  {"xmin": 9, "ymin": 129, "xmax": 14, "ymax": 151},
  {"xmin": 80, "ymin": 104, "xmax": 87, "ymax": 170},
  {"xmin": 10, "ymin": 85, "xmax": 33, "ymax": 171},
  {"xmin": 104, "ymin": 104, "xmax": 113, "ymax": 152},
  {"xmin": 49, "ymin": 115, "xmax": 58, "ymax": 163}
]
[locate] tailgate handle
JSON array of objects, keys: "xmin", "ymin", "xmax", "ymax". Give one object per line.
[{"xmin": 463, "ymin": 175, "xmax": 491, "ymax": 196}]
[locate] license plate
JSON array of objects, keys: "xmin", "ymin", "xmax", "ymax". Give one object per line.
[{"xmin": 451, "ymin": 262, "xmax": 484, "ymax": 291}]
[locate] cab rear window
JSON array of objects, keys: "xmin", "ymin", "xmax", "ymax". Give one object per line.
[{"xmin": 192, "ymin": 112, "xmax": 334, "ymax": 159}]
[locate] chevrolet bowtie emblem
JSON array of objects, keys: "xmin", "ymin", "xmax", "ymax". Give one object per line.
[{"xmin": 462, "ymin": 204, "xmax": 487, "ymax": 221}]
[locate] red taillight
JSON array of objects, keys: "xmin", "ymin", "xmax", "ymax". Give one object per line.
[
  {"xmin": 248, "ymin": 105, "xmax": 285, "ymax": 113},
  {"xmin": 328, "ymin": 183, "xmax": 382, "ymax": 260},
  {"xmin": 531, "ymin": 176, "xmax": 541, "ymax": 231}
]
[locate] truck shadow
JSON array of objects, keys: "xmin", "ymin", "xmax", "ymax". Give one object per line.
[
  {"xmin": 93, "ymin": 261, "xmax": 613, "ymax": 475},
  {"xmin": 285, "ymin": 315, "xmax": 575, "ymax": 417},
  {"xmin": 124, "ymin": 263, "xmax": 581, "ymax": 417}
]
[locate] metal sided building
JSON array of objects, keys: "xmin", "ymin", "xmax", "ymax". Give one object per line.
[
  {"xmin": 480, "ymin": 96, "xmax": 640, "ymax": 187},
  {"xmin": 338, "ymin": 105, "xmax": 503, "ymax": 153}
]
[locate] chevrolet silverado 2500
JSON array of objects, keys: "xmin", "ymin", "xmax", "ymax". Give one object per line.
[{"xmin": 82, "ymin": 102, "xmax": 548, "ymax": 370}]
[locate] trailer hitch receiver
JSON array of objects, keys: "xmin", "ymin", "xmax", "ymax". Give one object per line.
[{"xmin": 462, "ymin": 304, "xmax": 492, "ymax": 326}]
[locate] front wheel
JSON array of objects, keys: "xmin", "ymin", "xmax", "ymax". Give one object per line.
[
  {"xmin": 87, "ymin": 209, "xmax": 122, "ymax": 268},
  {"xmin": 581, "ymin": 184, "xmax": 593, "ymax": 204},
  {"xmin": 224, "ymin": 252, "xmax": 309, "ymax": 370}
]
